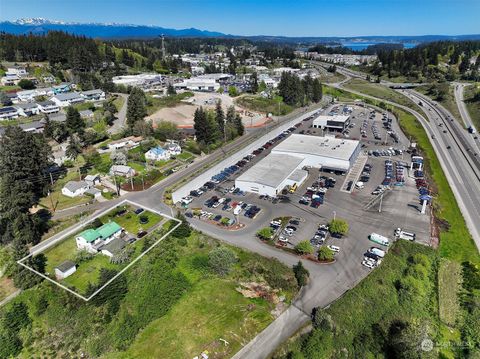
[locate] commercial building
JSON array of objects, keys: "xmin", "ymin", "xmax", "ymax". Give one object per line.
[
  {"xmin": 273, "ymin": 134, "xmax": 361, "ymax": 172},
  {"xmin": 235, "ymin": 154, "xmax": 307, "ymax": 197},
  {"xmin": 235, "ymin": 134, "xmax": 361, "ymax": 196},
  {"xmin": 312, "ymin": 115, "xmax": 351, "ymax": 132}
]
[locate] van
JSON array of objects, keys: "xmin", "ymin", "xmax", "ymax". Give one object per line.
[{"xmin": 369, "ymin": 233, "xmax": 390, "ymax": 246}]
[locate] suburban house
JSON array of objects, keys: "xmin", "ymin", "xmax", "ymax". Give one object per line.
[
  {"xmin": 0, "ymin": 106, "xmax": 20, "ymax": 120},
  {"xmin": 38, "ymin": 100, "xmax": 60, "ymax": 114},
  {"xmin": 110, "ymin": 165, "xmax": 136, "ymax": 178},
  {"xmin": 75, "ymin": 221, "xmax": 123, "ymax": 254},
  {"xmin": 17, "ymin": 90, "xmax": 37, "ymax": 102},
  {"xmin": 145, "ymin": 146, "xmax": 171, "ymax": 161},
  {"xmin": 108, "ymin": 136, "xmax": 143, "ymax": 150},
  {"xmin": 81, "ymin": 89, "xmax": 106, "ymax": 101},
  {"xmin": 15, "ymin": 102, "xmax": 40, "ymax": 117},
  {"xmin": 100, "ymin": 237, "xmax": 127, "ymax": 257},
  {"xmin": 165, "ymin": 142, "xmax": 182, "ymax": 156},
  {"xmin": 61, "ymin": 180, "xmax": 90, "ymax": 198},
  {"xmin": 0, "ymin": 74, "xmax": 20, "ymax": 86},
  {"xmin": 52, "ymin": 83, "xmax": 73, "ymax": 94},
  {"xmin": 54, "ymin": 260, "xmax": 77, "ymax": 280},
  {"xmin": 79, "ymin": 109, "xmax": 94, "ymax": 119},
  {"xmin": 19, "ymin": 120, "xmax": 45, "ymax": 133},
  {"xmin": 6, "ymin": 66, "xmax": 28, "ymax": 77},
  {"xmin": 84, "ymin": 174, "xmax": 101, "ymax": 186},
  {"xmin": 48, "ymin": 112, "xmax": 67, "ymax": 123},
  {"xmin": 51, "ymin": 92, "xmax": 84, "ymax": 107}
]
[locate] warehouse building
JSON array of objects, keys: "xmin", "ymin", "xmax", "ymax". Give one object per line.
[
  {"xmin": 273, "ymin": 134, "xmax": 361, "ymax": 172},
  {"xmin": 235, "ymin": 134, "xmax": 361, "ymax": 196},
  {"xmin": 312, "ymin": 115, "xmax": 351, "ymax": 132},
  {"xmin": 235, "ymin": 154, "xmax": 308, "ymax": 197}
]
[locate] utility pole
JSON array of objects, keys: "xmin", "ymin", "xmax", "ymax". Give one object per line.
[
  {"xmin": 130, "ymin": 176, "xmax": 134, "ymax": 191},
  {"xmin": 112, "ymin": 173, "xmax": 119, "ymax": 196},
  {"xmin": 161, "ymin": 34, "xmax": 166, "ymax": 60},
  {"xmin": 49, "ymin": 172, "xmax": 54, "ymax": 186}
]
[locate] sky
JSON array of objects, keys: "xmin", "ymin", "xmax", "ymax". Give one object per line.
[{"xmin": 0, "ymin": 0, "xmax": 479, "ymax": 37}]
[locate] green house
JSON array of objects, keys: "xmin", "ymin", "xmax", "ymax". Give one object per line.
[{"xmin": 76, "ymin": 221, "xmax": 123, "ymax": 253}]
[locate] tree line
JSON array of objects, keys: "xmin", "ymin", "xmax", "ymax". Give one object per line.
[
  {"xmin": 278, "ymin": 72, "xmax": 323, "ymax": 106},
  {"xmin": 193, "ymin": 101, "xmax": 244, "ymax": 148}
]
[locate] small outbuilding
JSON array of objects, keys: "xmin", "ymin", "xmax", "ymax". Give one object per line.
[{"xmin": 54, "ymin": 260, "xmax": 76, "ymax": 280}]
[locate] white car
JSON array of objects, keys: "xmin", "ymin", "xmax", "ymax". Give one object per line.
[
  {"xmin": 364, "ymin": 257, "xmax": 378, "ymax": 266},
  {"xmin": 283, "ymin": 229, "xmax": 294, "ymax": 236},
  {"xmin": 228, "ymin": 186, "xmax": 236, "ymax": 193},
  {"xmin": 181, "ymin": 196, "xmax": 193, "ymax": 205},
  {"xmin": 328, "ymin": 245, "xmax": 340, "ymax": 253},
  {"xmin": 270, "ymin": 220, "xmax": 282, "ymax": 226},
  {"xmin": 362, "ymin": 260, "xmax": 375, "ymax": 269},
  {"xmin": 278, "ymin": 236, "xmax": 289, "ymax": 243}
]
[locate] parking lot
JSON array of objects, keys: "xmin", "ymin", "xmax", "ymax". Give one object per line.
[{"xmin": 180, "ymin": 102, "xmax": 432, "ymax": 273}]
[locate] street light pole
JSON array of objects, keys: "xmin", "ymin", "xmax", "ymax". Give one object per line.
[{"xmin": 333, "ymin": 210, "xmax": 336, "ymax": 220}]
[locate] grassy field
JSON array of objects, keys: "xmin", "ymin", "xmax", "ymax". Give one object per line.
[
  {"xmin": 236, "ymin": 95, "xmax": 293, "ymax": 116},
  {"xmin": 416, "ymin": 84, "xmax": 463, "ymax": 126},
  {"xmin": 176, "ymin": 151, "xmax": 195, "ymax": 162},
  {"xmin": 39, "ymin": 170, "xmax": 92, "ymax": 211},
  {"xmin": 464, "ymin": 83, "xmax": 480, "ymax": 130},
  {"xmin": 343, "ymin": 78, "xmax": 423, "ymax": 112},
  {"xmin": 112, "ymin": 95, "xmax": 125, "ymax": 112},
  {"xmin": 146, "ymin": 92, "xmax": 194, "ymax": 115},
  {"xmin": 318, "ymin": 71, "xmax": 346, "ymax": 84},
  {"xmin": 438, "ymin": 259, "xmax": 462, "ymax": 326},
  {"xmin": 0, "ymin": 85, "xmax": 21, "ymax": 92},
  {"xmin": 42, "ymin": 205, "xmax": 163, "ymax": 294}
]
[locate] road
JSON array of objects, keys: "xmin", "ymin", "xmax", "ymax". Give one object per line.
[
  {"xmin": 327, "ymin": 64, "xmax": 480, "ymax": 250},
  {"xmin": 107, "ymin": 93, "xmax": 128, "ymax": 134}
]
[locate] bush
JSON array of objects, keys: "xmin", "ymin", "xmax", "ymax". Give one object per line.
[
  {"xmin": 18, "ymin": 79, "xmax": 35, "ymax": 89},
  {"xmin": 293, "ymin": 261, "xmax": 309, "ymax": 287},
  {"xmin": 329, "ymin": 219, "xmax": 349, "ymax": 236},
  {"xmin": 318, "ymin": 247, "xmax": 334, "ymax": 262},
  {"xmin": 74, "ymin": 250, "xmax": 94, "ymax": 264},
  {"xmin": 295, "ymin": 240, "xmax": 314, "ymax": 255},
  {"xmin": 208, "ymin": 246, "xmax": 237, "ymax": 276},
  {"xmin": 256, "ymin": 227, "xmax": 274, "ymax": 240}
]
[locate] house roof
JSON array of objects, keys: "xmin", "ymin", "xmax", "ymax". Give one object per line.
[
  {"xmin": 0, "ymin": 106, "xmax": 18, "ymax": 114},
  {"xmin": 48, "ymin": 113, "xmax": 67, "ymax": 122},
  {"xmin": 110, "ymin": 165, "xmax": 133, "ymax": 174},
  {"xmin": 85, "ymin": 188, "xmax": 101, "ymax": 195},
  {"xmin": 78, "ymin": 221, "xmax": 121, "ymax": 243},
  {"xmin": 101, "ymin": 237, "xmax": 126, "ymax": 255},
  {"xmin": 38, "ymin": 100, "xmax": 56, "ymax": 107},
  {"xmin": 19, "ymin": 120, "xmax": 44, "ymax": 131},
  {"xmin": 15, "ymin": 102, "xmax": 39, "ymax": 110},
  {"xmin": 55, "ymin": 260, "xmax": 76, "ymax": 272},
  {"xmin": 53, "ymin": 92, "xmax": 82, "ymax": 101},
  {"xmin": 82, "ymin": 89, "xmax": 104, "ymax": 96},
  {"xmin": 84, "ymin": 174, "xmax": 100, "ymax": 181},
  {"xmin": 63, "ymin": 180, "xmax": 88, "ymax": 193},
  {"xmin": 147, "ymin": 146, "xmax": 166, "ymax": 155},
  {"xmin": 97, "ymin": 221, "xmax": 122, "ymax": 239},
  {"xmin": 79, "ymin": 109, "xmax": 94, "ymax": 117},
  {"xmin": 78, "ymin": 228, "xmax": 102, "ymax": 243}
]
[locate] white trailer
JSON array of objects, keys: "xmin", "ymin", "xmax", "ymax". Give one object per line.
[{"xmin": 394, "ymin": 228, "xmax": 416, "ymax": 241}]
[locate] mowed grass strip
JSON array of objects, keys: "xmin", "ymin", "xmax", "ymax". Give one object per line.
[{"xmin": 438, "ymin": 259, "xmax": 462, "ymax": 326}]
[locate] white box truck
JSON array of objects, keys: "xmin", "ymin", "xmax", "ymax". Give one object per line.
[
  {"xmin": 369, "ymin": 247, "xmax": 386, "ymax": 258},
  {"xmin": 369, "ymin": 233, "xmax": 390, "ymax": 246}
]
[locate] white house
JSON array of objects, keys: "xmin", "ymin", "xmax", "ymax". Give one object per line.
[
  {"xmin": 54, "ymin": 260, "xmax": 77, "ymax": 280},
  {"xmin": 81, "ymin": 89, "xmax": 106, "ymax": 101},
  {"xmin": 37, "ymin": 100, "xmax": 60, "ymax": 114},
  {"xmin": 165, "ymin": 142, "xmax": 182, "ymax": 156},
  {"xmin": 145, "ymin": 146, "xmax": 171, "ymax": 161},
  {"xmin": 76, "ymin": 221, "xmax": 123, "ymax": 254},
  {"xmin": 0, "ymin": 106, "xmax": 19, "ymax": 120},
  {"xmin": 6, "ymin": 66, "xmax": 28, "ymax": 77},
  {"xmin": 110, "ymin": 165, "xmax": 136, "ymax": 178},
  {"xmin": 84, "ymin": 174, "xmax": 101, "ymax": 186},
  {"xmin": 61, "ymin": 180, "xmax": 90, "ymax": 197},
  {"xmin": 16, "ymin": 90, "xmax": 37, "ymax": 102},
  {"xmin": 51, "ymin": 92, "xmax": 84, "ymax": 107},
  {"xmin": 15, "ymin": 103, "xmax": 40, "ymax": 117},
  {"xmin": 0, "ymin": 75, "xmax": 20, "ymax": 86},
  {"xmin": 108, "ymin": 136, "xmax": 143, "ymax": 150}
]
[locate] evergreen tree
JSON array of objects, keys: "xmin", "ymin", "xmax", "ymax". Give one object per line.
[
  {"xmin": 251, "ymin": 71, "xmax": 259, "ymax": 93},
  {"xmin": 126, "ymin": 87, "xmax": 147, "ymax": 129},
  {"xmin": 65, "ymin": 106, "xmax": 85, "ymax": 135},
  {"xmin": 66, "ymin": 134, "xmax": 83, "ymax": 160},
  {"xmin": 167, "ymin": 84, "xmax": 176, "ymax": 95},
  {"xmin": 312, "ymin": 78, "xmax": 323, "ymax": 103},
  {"xmin": 193, "ymin": 107, "xmax": 209, "ymax": 144},
  {"xmin": 234, "ymin": 112, "xmax": 245, "ymax": 137}
]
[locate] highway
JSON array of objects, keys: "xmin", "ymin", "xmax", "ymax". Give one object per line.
[{"xmin": 325, "ymin": 63, "xmax": 480, "ymax": 250}]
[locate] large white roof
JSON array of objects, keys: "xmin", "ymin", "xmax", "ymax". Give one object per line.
[
  {"xmin": 273, "ymin": 134, "xmax": 359, "ymax": 162},
  {"xmin": 236, "ymin": 154, "xmax": 304, "ymax": 189},
  {"xmin": 313, "ymin": 115, "xmax": 350, "ymax": 124}
]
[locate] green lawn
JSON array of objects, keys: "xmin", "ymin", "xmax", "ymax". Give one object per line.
[
  {"xmin": 236, "ymin": 95, "xmax": 293, "ymax": 116},
  {"xmin": 176, "ymin": 151, "xmax": 195, "ymax": 162},
  {"xmin": 464, "ymin": 83, "xmax": 480, "ymax": 131},
  {"xmin": 438, "ymin": 259, "xmax": 462, "ymax": 326},
  {"xmin": 0, "ymin": 85, "xmax": 20, "ymax": 91},
  {"xmin": 343, "ymin": 78, "xmax": 423, "ymax": 112},
  {"xmin": 112, "ymin": 95, "xmax": 125, "ymax": 112},
  {"xmin": 100, "ymin": 205, "xmax": 163, "ymax": 234},
  {"xmin": 44, "ymin": 236, "xmax": 78, "ymax": 275},
  {"xmin": 127, "ymin": 161, "xmax": 146, "ymax": 173}
]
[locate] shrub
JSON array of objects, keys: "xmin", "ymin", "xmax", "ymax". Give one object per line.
[
  {"xmin": 295, "ymin": 240, "xmax": 314, "ymax": 255},
  {"xmin": 328, "ymin": 219, "xmax": 349, "ymax": 236},
  {"xmin": 293, "ymin": 261, "xmax": 309, "ymax": 287},
  {"xmin": 74, "ymin": 250, "xmax": 94, "ymax": 264},
  {"xmin": 256, "ymin": 227, "xmax": 274, "ymax": 240},
  {"xmin": 208, "ymin": 246, "xmax": 237, "ymax": 276},
  {"xmin": 318, "ymin": 247, "xmax": 334, "ymax": 262}
]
